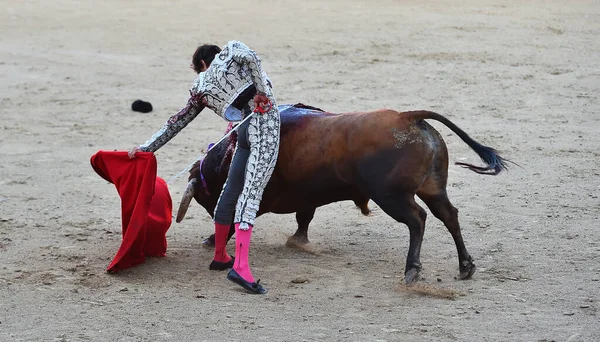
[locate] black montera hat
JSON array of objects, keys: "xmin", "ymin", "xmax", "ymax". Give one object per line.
[{"xmin": 132, "ymin": 100, "xmax": 153, "ymax": 113}]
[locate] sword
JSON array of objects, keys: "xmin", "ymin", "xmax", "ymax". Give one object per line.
[{"xmin": 166, "ymin": 111, "xmax": 256, "ymax": 185}]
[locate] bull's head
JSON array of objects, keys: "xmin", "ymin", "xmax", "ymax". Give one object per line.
[
  {"xmin": 175, "ymin": 134, "xmax": 236, "ymax": 223},
  {"xmin": 175, "ymin": 160, "xmax": 218, "ymax": 223}
]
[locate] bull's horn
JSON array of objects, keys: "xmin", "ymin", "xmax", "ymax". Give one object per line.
[{"xmin": 176, "ymin": 178, "xmax": 197, "ymax": 223}]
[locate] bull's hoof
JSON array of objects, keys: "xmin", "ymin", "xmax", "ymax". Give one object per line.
[
  {"xmin": 404, "ymin": 268, "xmax": 421, "ymax": 285},
  {"xmin": 286, "ymin": 235, "xmax": 319, "ymax": 254},
  {"xmin": 285, "ymin": 235, "xmax": 310, "ymax": 249},
  {"xmin": 202, "ymin": 237, "xmax": 215, "ymax": 248},
  {"xmin": 459, "ymin": 258, "xmax": 476, "ymax": 280},
  {"xmin": 359, "ymin": 206, "xmax": 372, "ymax": 216}
]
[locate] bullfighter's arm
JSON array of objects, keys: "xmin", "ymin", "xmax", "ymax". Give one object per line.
[
  {"xmin": 229, "ymin": 41, "xmax": 269, "ymax": 95},
  {"xmin": 140, "ymin": 97, "xmax": 204, "ymax": 153}
]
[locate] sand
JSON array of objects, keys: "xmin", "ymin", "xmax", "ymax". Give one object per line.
[{"xmin": 1, "ymin": 0, "xmax": 599, "ymax": 341}]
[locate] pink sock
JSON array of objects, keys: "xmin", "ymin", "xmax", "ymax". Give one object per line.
[
  {"xmin": 233, "ymin": 223, "xmax": 255, "ymax": 282},
  {"xmin": 213, "ymin": 222, "xmax": 232, "ymax": 263}
]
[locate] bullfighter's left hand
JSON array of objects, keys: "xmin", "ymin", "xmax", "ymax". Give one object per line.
[
  {"xmin": 253, "ymin": 93, "xmax": 269, "ymax": 114},
  {"xmin": 128, "ymin": 146, "xmax": 143, "ymax": 159}
]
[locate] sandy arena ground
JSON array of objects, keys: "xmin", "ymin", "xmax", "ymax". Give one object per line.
[{"xmin": 1, "ymin": 1, "xmax": 599, "ymax": 341}]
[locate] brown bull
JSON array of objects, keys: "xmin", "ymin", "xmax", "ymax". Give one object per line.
[{"xmin": 176, "ymin": 104, "xmax": 508, "ymax": 284}]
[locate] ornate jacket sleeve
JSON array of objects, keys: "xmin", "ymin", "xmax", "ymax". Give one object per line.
[
  {"xmin": 229, "ymin": 41, "xmax": 268, "ymax": 94},
  {"xmin": 140, "ymin": 98, "xmax": 204, "ymax": 152}
]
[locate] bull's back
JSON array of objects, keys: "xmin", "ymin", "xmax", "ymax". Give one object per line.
[{"xmin": 275, "ymin": 108, "xmax": 440, "ymax": 190}]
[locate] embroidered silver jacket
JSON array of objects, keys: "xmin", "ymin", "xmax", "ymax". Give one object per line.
[{"xmin": 140, "ymin": 40, "xmax": 271, "ymax": 152}]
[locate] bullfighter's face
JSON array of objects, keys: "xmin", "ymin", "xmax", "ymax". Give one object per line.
[{"xmin": 191, "ymin": 59, "xmax": 209, "ymax": 74}]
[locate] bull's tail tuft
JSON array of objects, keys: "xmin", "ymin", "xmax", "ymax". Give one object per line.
[
  {"xmin": 406, "ymin": 110, "xmax": 511, "ymax": 175},
  {"xmin": 454, "ymin": 143, "xmax": 508, "ymax": 175}
]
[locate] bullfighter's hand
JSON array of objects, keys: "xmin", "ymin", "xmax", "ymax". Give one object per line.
[
  {"xmin": 128, "ymin": 146, "xmax": 143, "ymax": 159},
  {"xmin": 253, "ymin": 93, "xmax": 269, "ymax": 114}
]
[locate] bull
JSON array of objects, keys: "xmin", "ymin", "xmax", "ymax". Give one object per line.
[{"xmin": 176, "ymin": 104, "xmax": 508, "ymax": 284}]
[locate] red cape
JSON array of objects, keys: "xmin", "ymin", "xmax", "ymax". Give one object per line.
[{"xmin": 90, "ymin": 151, "xmax": 172, "ymax": 272}]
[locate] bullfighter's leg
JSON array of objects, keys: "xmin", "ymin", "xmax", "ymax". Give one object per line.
[
  {"xmin": 200, "ymin": 222, "xmax": 235, "ymax": 248},
  {"xmin": 286, "ymin": 208, "xmax": 316, "ymax": 248},
  {"xmin": 227, "ymin": 98, "xmax": 280, "ymax": 294},
  {"xmin": 209, "ymin": 119, "xmax": 252, "ymax": 270},
  {"xmin": 418, "ymin": 191, "xmax": 476, "ymax": 280},
  {"xmin": 371, "ymin": 193, "xmax": 427, "ymax": 284}
]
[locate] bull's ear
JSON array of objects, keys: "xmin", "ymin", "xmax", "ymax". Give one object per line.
[
  {"xmin": 176, "ymin": 179, "xmax": 197, "ymax": 223},
  {"xmin": 188, "ymin": 160, "xmax": 201, "ymax": 181}
]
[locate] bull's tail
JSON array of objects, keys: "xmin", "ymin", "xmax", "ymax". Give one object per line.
[{"xmin": 405, "ymin": 110, "xmax": 509, "ymax": 175}]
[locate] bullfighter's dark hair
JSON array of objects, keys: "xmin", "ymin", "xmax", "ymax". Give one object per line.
[{"xmin": 191, "ymin": 44, "xmax": 222, "ymax": 73}]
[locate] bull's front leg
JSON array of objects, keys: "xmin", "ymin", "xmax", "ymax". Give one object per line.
[{"xmin": 285, "ymin": 208, "xmax": 316, "ymax": 248}]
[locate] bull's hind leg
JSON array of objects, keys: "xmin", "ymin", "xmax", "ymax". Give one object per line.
[
  {"xmin": 286, "ymin": 208, "xmax": 316, "ymax": 248},
  {"xmin": 371, "ymin": 193, "xmax": 427, "ymax": 284},
  {"xmin": 418, "ymin": 190, "xmax": 476, "ymax": 280}
]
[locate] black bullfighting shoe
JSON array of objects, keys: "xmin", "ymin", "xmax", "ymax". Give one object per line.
[
  {"xmin": 209, "ymin": 258, "xmax": 235, "ymax": 271},
  {"xmin": 226, "ymin": 269, "xmax": 267, "ymax": 294}
]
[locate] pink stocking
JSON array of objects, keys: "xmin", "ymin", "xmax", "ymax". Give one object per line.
[
  {"xmin": 233, "ymin": 223, "xmax": 255, "ymax": 282},
  {"xmin": 213, "ymin": 222, "xmax": 232, "ymax": 263}
]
